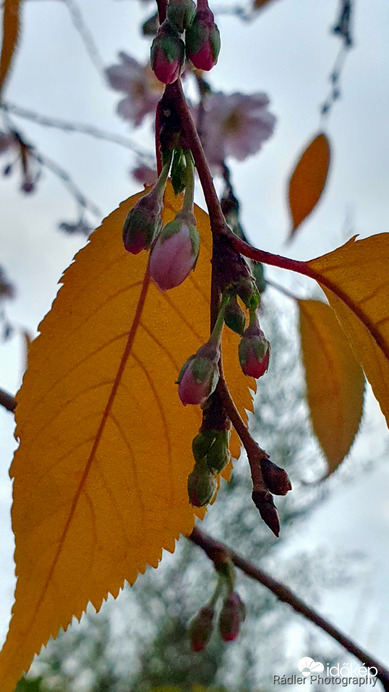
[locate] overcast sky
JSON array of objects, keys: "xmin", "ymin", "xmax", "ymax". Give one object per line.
[{"xmin": 0, "ymin": 0, "xmax": 389, "ymax": 683}]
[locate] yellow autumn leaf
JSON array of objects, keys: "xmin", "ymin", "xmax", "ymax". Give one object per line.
[
  {"xmin": 0, "ymin": 184, "xmax": 254, "ymax": 691},
  {"xmin": 0, "ymin": 0, "xmax": 21, "ymax": 96},
  {"xmin": 307, "ymin": 234, "xmax": 389, "ymax": 428},
  {"xmin": 287, "ymin": 132, "xmax": 331, "ymax": 239},
  {"xmin": 298, "ymin": 299, "xmax": 364, "ymax": 474}
]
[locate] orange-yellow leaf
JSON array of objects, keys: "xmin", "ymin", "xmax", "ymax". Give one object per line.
[
  {"xmin": 0, "ymin": 0, "xmax": 21, "ymax": 96},
  {"xmin": 0, "ymin": 184, "xmax": 254, "ymax": 691},
  {"xmin": 287, "ymin": 132, "xmax": 331, "ymax": 239},
  {"xmin": 298, "ymin": 299, "xmax": 364, "ymax": 474},
  {"xmin": 307, "ymin": 234, "xmax": 389, "ymax": 428}
]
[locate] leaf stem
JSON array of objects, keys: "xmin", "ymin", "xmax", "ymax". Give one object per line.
[{"xmin": 223, "ymin": 235, "xmax": 389, "ymax": 362}]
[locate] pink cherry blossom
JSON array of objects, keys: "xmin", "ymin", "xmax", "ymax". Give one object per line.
[
  {"xmin": 106, "ymin": 53, "xmax": 163, "ymax": 126},
  {"xmin": 198, "ymin": 92, "xmax": 276, "ymax": 168},
  {"xmin": 131, "ymin": 164, "xmax": 157, "ymax": 187}
]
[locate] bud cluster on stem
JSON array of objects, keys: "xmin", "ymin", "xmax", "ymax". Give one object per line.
[
  {"xmin": 188, "ymin": 559, "xmax": 246, "ymax": 651},
  {"xmin": 150, "ymin": 0, "xmax": 220, "ymax": 84}
]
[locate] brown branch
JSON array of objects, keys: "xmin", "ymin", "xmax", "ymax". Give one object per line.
[
  {"xmin": 0, "ymin": 389, "xmax": 16, "ymax": 413},
  {"xmin": 189, "ymin": 526, "xmax": 389, "ymax": 691}
]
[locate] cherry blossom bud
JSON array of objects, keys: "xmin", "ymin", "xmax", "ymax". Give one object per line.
[
  {"xmin": 238, "ymin": 323, "xmax": 270, "ymax": 379},
  {"xmin": 151, "ymin": 21, "xmax": 185, "ymax": 84},
  {"xmin": 261, "ymin": 457, "xmax": 292, "ymax": 496},
  {"xmin": 186, "ymin": 0, "xmax": 220, "ymax": 71},
  {"xmin": 167, "ymin": 0, "xmax": 196, "ymax": 33},
  {"xmin": 150, "ymin": 211, "xmax": 200, "ymax": 291},
  {"xmin": 224, "ymin": 295, "xmax": 245, "ymax": 335},
  {"xmin": 189, "ymin": 605, "xmax": 215, "ymax": 651},
  {"xmin": 122, "ymin": 188, "xmax": 163, "ymax": 254},
  {"xmin": 187, "ymin": 459, "xmax": 217, "ymax": 506},
  {"xmin": 177, "ymin": 341, "xmax": 220, "ymax": 406},
  {"xmin": 206, "ymin": 430, "xmax": 230, "ymax": 474},
  {"xmin": 219, "ymin": 592, "xmax": 246, "ymax": 642}
]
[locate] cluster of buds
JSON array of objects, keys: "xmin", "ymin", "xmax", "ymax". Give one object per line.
[
  {"xmin": 123, "ymin": 150, "xmax": 201, "ymax": 292},
  {"xmin": 187, "ymin": 428, "xmax": 230, "ymax": 506},
  {"xmin": 222, "ymin": 277, "xmax": 270, "ymax": 381},
  {"xmin": 189, "ymin": 559, "xmax": 246, "ymax": 651},
  {"xmin": 150, "ymin": 0, "xmax": 220, "ymax": 84}
]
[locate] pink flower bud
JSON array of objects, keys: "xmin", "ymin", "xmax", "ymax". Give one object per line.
[
  {"xmin": 189, "ymin": 605, "xmax": 215, "ymax": 652},
  {"xmin": 122, "ymin": 188, "xmax": 163, "ymax": 254},
  {"xmin": 150, "ymin": 21, "xmax": 185, "ymax": 84},
  {"xmin": 150, "ymin": 211, "xmax": 200, "ymax": 291},
  {"xmin": 186, "ymin": 3, "xmax": 220, "ymax": 71},
  {"xmin": 177, "ymin": 342, "xmax": 220, "ymax": 406},
  {"xmin": 238, "ymin": 323, "xmax": 270, "ymax": 378},
  {"xmin": 219, "ymin": 592, "xmax": 246, "ymax": 642}
]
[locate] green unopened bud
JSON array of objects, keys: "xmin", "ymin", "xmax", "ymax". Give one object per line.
[
  {"xmin": 189, "ymin": 605, "xmax": 215, "ymax": 652},
  {"xmin": 188, "ymin": 458, "xmax": 217, "ymax": 506},
  {"xmin": 192, "ymin": 430, "xmax": 217, "ymax": 462},
  {"xmin": 206, "ymin": 430, "xmax": 230, "ymax": 474},
  {"xmin": 167, "ymin": 0, "xmax": 196, "ymax": 33},
  {"xmin": 224, "ymin": 295, "xmax": 246, "ymax": 335}
]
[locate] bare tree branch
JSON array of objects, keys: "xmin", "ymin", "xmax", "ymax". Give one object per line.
[{"xmin": 1, "ymin": 102, "xmax": 153, "ymax": 159}]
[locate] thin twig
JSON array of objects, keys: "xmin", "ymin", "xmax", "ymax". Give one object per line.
[
  {"xmin": 0, "ymin": 389, "xmax": 16, "ymax": 413},
  {"xmin": 61, "ymin": 0, "xmax": 105, "ymax": 77},
  {"xmin": 189, "ymin": 526, "xmax": 389, "ymax": 691},
  {"xmin": 1, "ymin": 102, "xmax": 153, "ymax": 159},
  {"xmin": 31, "ymin": 149, "xmax": 102, "ymax": 218}
]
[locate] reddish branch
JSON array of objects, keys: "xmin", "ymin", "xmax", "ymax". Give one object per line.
[{"xmin": 190, "ymin": 526, "xmax": 389, "ymax": 691}]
